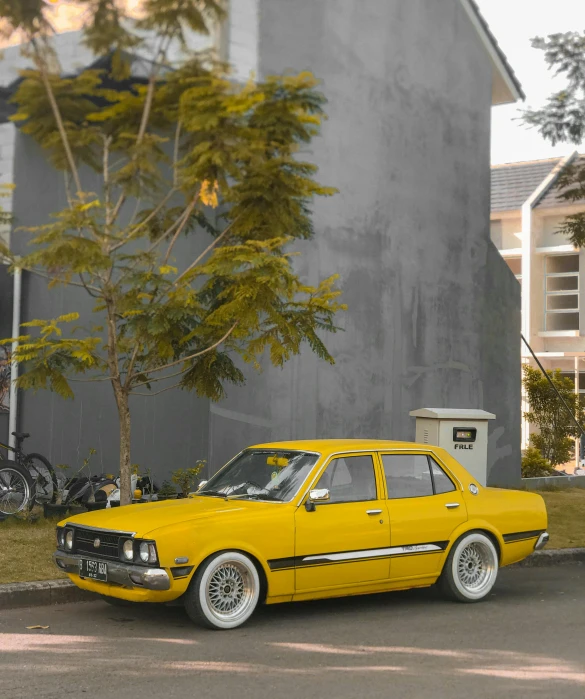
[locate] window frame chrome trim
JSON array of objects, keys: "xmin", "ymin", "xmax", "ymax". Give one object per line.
[
  {"xmin": 296, "ymin": 447, "xmax": 464, "ymax": 508},
  {"xmin": 296, "ymin": 450, "xmax": 382, "ymax": 507}
]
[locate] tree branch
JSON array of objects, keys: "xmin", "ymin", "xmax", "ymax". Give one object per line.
[
  {"xmin": 108, "ymin": 188, "xmax": 178, "ymax": 254},
  {"xmin": 129, "ymin": 322, "xmax": 238, "ymax": 381},
  {"xmin": 31, "ymin": 39, "xmax": 83, "ymax": 197},
  {"xmin": 79, "ymin": 272, "xmax": 102, "ymax": 298},
  {"xmin": 103, "ymin": 135, "xmax": 112, "ymax": 226},
  {"xmin": 127, "ymin": 195, "xmax": 143, "ymax": 229},
  {"xmin": 68, "ymin": 376, "xmax": 114, "ymax": 383},
  {"xmin": 108, "ymin": 33, "xmax": 174, "ymax": 229},
  {"xmin": 162, "ymin": 194, "xmax": 199, "ymax": 265},
  {"xmin": 124, "ymin": 344, "xmax": 141, "ymax": 390},
  {"xmin": 130, "ymin": 381, "xmax": 184, "ymax": 397},
  {"xmin": 26, "ymin": 267, "xmax": 102, "ymax": 293},
  {"xmin": 174, "ymin": 215, "xmax": 241, "ymax": 286},
  {"xmin": 129, "ymin": 365, "xmax": 192, "ymax": 391},
  {"xmin": 173, "ymin": 120, "xmax": 182, "ymax": 187}
]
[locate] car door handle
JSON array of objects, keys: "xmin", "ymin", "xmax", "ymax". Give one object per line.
[
  {"xmin": 445, "ymin": 503, "xmax": 460, "ymax": 509},
  {"xmin": 366, "ymin": 509, "xmax": 383, "ymax": 515}
]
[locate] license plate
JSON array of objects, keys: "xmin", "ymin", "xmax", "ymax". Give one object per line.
[{"xmin": 79, "ymin": 558, "xmax": 108, "ymax": 581}]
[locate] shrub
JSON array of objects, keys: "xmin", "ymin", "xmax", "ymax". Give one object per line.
[
  {"xmin": 521, "ymin": 446, "xmax": 558, "ymax": 478},
  {"xmin": 171, "ymin": 461, "xmax": 206, "ymax": 498}
]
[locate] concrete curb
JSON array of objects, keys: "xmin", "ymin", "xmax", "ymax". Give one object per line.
[
  {"xmin": 510, "ymin": 548, "xmax": 585, "ymax": 568},
  {"xmin": 0, "ymin": 579, "xmax": 95, "ymax": 610}
]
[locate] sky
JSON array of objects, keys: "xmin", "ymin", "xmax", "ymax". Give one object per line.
[{"xmin": 478, "ymin": 0, "xmax": 585, "ymax": 165}]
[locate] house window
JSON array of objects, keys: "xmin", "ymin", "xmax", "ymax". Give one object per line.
[{"xmin": 545, "ymin": 255, "xmax": 579, "ymax": 331}]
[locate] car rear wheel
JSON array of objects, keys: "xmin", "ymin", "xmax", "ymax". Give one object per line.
[
  {"xmin": 440, "ymin": 531, "xmax": 498, "ymax": 602},
  {"xmin": 184, "ymin": 551, "xmax": 260, "ymax": 630}
]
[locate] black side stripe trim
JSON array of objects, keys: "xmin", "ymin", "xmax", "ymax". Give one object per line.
[
  {"xmin": 503, "ymin": 530, "xmax": 544, "ymax": 544},
  {"xmin": 268, "ymin": 541, "xmax": 449, "ymax": 572}
]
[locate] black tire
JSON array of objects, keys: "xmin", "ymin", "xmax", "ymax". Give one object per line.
[
  {"xmin": 0, "ymin": 461, "xmax": 34, "ymax": 515},
  {"xmin": 184, "ymin": 551, "xmax": 261, "ymax": 630},
  {"xmin": 439, "ymin": 531, "xmax": 499, "ymax": 603},
  {"xmin": 26, "ymin": 453, "xmax": 58, "ymax": 505},
  {"xmin": 98, "ymin": 595, "xmax": 135, "ymax": 607}
]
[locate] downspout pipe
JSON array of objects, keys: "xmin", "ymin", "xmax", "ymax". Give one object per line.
[{"xmin": 8, "ymin": 264, "xmax": 21, "ymax": 450}]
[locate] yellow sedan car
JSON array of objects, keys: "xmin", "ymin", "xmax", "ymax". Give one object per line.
[{"xmin": 54, "ymin": 440, "xmax": 548, "ymax": 630}]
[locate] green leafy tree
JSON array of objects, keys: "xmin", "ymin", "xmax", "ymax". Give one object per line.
[
  {"xmin": 522, "ymin": 365, "xmax": 584, "ymax": 466},
  {"xmin": 0, "ymin": 1, "xmax": 345, "ymax": 504},
  {"xmin": 522, "ymin": 32, "xmax": 585, "ymax": 244}
]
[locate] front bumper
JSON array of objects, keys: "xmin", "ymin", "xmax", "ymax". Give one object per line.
[
  {"xmin": 53, "ymin": 551, "xmax": 171, "ymax": 591},
  {"xmin": 534, "ymin": 531, "xmax": 550, "ymax": 551}
]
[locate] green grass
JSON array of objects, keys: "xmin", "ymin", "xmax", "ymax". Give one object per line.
[
  {"xmin": 537, "ymin": 488, "xmax": 585, "ymax": 550},
  {"xmin": 0, "ymin": 514, "xmax": 66, "ymax": 584},
  {"xmin": 1, "ymin": 490, "xmax": 585, "ymax": 585}
]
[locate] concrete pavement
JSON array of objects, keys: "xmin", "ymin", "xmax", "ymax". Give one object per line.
[{"xmin": 1, "ymin": 565, "xmax": 584, "ymax": 699}]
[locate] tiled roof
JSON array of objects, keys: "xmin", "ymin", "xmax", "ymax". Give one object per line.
[
  {"xmin": 536, "ymin": 155, "xmax": 585, "ymax": 209},
  {"xmin": 491, "ymin": 158, "xmax": 562, "ymax": 213}
]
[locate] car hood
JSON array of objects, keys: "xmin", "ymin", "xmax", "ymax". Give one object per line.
[{"xmin": 60, "ymin": 496, "xmax": 280, "ymax": 537}]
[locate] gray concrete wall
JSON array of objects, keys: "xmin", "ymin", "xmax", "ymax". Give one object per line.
[
  {"xmin": 10, "ymin": 132, "xmax": 210, "ymax": 480},
  {"xmin": 208, "ymin": 0, "xmax": 521, "ymax": 484}
]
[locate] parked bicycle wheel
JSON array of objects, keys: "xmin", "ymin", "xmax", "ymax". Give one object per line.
[
  {"xmin": 0, "ymin": 462, "xmax": 34, "ymax": 515},
  {"xmin": 26, "ymin": 453, "xmax": 58, "ymax": 504}
]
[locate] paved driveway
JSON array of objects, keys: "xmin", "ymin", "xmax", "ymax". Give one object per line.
[{"xmin": 0, "ymin": 565, "xmax": 584, "ymax": 699}]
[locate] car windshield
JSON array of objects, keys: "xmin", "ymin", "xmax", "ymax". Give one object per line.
[{"xmin": 199, "ymin": 449, "xmax": 320, "ymax": 502}]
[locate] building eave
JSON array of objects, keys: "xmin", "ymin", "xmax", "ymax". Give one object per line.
[{"xmin": 460, "ymin": 0, "xmax": 525, "ymax": 105}]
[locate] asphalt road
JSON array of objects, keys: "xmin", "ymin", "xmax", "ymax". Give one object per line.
[{"xmin": 1, "ymin": 565, "xmax": 584, "ymax": 699}]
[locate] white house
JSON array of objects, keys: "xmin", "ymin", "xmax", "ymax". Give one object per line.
[{"xmin": 491, "ymin": 153, "xmax": 585, "ymax": 470}]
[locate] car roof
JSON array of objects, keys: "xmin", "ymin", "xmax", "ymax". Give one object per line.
[{"xmin": 248, "ymin": 439, "xmax": 433, "ymax": 456}]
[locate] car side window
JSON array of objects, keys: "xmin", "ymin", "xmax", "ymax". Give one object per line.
[
  {"xmin": 315, "ymin": 455, "xmax": 377, "ymax": 503},
  {"xmin": 383, "ymin": 454, "xmax": 456, "ymax": 499},
  {"xmin": 429, "ymin": 457, "xmax": 456, "ymax": 494},
  {"xmin": 383, "ymin": 454, "xmax": 433, "ymax": 499}
]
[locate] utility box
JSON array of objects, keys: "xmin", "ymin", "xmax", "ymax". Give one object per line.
[{"xmin": 409, "ymin": 408, "xmax": 496, "ymax": 486}]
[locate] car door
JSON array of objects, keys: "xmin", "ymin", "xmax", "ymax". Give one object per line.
[
  {"xmin": 294, "ymin": 453, "xmax": 391, "ymax": 593},
  {"xmin": 380, "ymin": 451, "xmax": 468, "ymax": 582}
]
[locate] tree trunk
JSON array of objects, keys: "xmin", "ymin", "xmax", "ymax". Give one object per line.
[
  {"xmin": 115, "ymin": 386, "xmax": 132, "ymax": 506},
  {"xmin": 103, "ymin": 296, "xmax": 132, "ymax": 505}
]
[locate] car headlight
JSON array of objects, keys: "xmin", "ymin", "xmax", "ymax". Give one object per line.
[
  {"xmin": 139, "ymin": 542, "xmax": 157, "ymax": 564},
  {"xmin": 122, "ymin": 539, "xmax": 134, "ymax": 561},
  {"xmin": 56, "ymin": 527, "xmax": 65, "ymax": 548},
  {"xmin": 65, "ymin": 530, "xmax": 74, "ymax": 550}
]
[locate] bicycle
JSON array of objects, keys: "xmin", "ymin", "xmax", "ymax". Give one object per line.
[{"xmin": 0, "ymin": 432, "xmax": 58, "ymax": 507}]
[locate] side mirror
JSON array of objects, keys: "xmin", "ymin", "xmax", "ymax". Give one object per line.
[
  {"xmin": 305, "ymin": 488, "xmax": 330, "ymax": 512},
  {"xmin": 198, "ymin": 480, "xmax": 208, "ymax": 490}
]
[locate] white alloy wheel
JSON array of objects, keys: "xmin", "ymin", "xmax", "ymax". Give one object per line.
[
  {"xmin": 441, "ymin": 531, "xmax": 499, "ymax": 602},
  {"xmin": 185, "ymin": 551, "xmax": 261, "ymax": 630}
]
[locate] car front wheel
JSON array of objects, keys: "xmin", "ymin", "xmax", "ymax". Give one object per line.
[
  {"xmin": 440, "ymin": 531, "xmax": 499, "ymax": 602},
  {"xmin": 184, "ymin": 551, "xmax": 261, "ymax": 630}
]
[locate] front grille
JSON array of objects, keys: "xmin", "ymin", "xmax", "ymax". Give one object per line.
[{"xmin": 72, "ymin": 527, "xmax": 125, "ymax": 561}]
